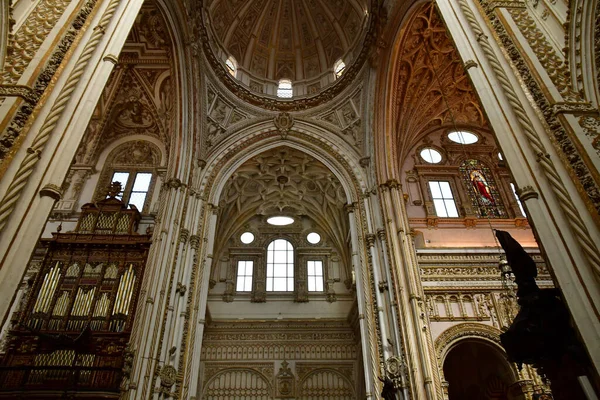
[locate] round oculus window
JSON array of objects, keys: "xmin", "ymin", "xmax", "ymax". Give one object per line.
[
  {"xmin": 307, "ymin": 232, "xmax": 321, "ymax": 244},
  {"xmin": 267, "ymin": 216, "xmax": 295, "ymax": 226},
  {"xmin": 448, "ymin": 131, "xmax": 478, "ymax": 144},
  {"xmin": 240, "ymin": 232, "xmax": 255, "ymax": 244},
  {"xmin": 420, "ymin": 148, "xmax": 442, "ymax": 164}
]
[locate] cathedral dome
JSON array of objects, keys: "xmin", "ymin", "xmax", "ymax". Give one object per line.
[{"xmin": 201, "ymin": 0, "xmax": 376, "ymax": 110}]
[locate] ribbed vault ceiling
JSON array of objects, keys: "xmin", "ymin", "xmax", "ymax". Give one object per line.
[{"xmin": 207, "ymin": 0, "xmax": 368, "ymax": 81}]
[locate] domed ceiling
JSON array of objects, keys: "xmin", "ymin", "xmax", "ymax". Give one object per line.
[
  {"xmin": 201, "ymin": 0, "xmax": 378, "ymax": 110},
  {"xmin": 209, "ymin": 0, "xmax": 366, "ymax": 80}
]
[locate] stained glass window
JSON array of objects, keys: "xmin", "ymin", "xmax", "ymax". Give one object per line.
[{"xmin": 459, "ymin": 160, "xmax": 507, "ymax": 218}]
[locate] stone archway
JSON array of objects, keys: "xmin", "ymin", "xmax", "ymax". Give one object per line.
[{"xmin": 443, "ymin": 339, "xmax": 516, "ymax": 400}]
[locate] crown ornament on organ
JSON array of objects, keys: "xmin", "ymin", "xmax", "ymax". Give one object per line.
[{"xmin": 107, "ymin": 181, "xmax": 123, "ymax": 198}]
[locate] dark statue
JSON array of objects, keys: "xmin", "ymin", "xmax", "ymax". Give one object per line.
[
  {"xmin": 379, "ymin": 375, "xmax": 397, "ymax": 400},
  {"xmin": 495, "ymin": 230, "xmax": 591, "ymax": 400}
]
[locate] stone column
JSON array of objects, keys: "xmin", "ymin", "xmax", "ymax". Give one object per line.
[
  {"xmin": 0, "ymin": 0, "xmax": 145, "ymax": 325},
  {"xmin": 379, "ymin": 178, "xmax": 440, "ymax": 400},
  {"xmin": 435, "ymin": 0, "xmax": 600, "ymax": 373}
]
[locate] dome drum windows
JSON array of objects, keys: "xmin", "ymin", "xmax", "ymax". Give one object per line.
[
  {"xmin": 225, "ymin": 56, "xmax": 237, "ymax": 78},
  {"xmin": 277, "ymin": 79, "xmax": 293, "ymax": 99},
  {"xmin": 334, "ymin": 59, "xmax": 346, "ymax": 79}
]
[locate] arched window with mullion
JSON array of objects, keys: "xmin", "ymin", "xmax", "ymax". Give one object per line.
[{"xmin": 266, "ymin": 239, "xmax": 294, "ymax": 291}]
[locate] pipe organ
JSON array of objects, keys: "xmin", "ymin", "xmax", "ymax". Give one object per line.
[{"xmin": 0, "ymin": 190, "xmax": 151, "ymax": 398}]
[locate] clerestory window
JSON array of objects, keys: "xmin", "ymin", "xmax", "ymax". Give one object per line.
[
  {"xmin": 428, "ymin": 181, "xmax": 459, "ymax": 218},
  {"xmin": 266, "ymin": 239, "xmax": 294, "ymax": 291}
]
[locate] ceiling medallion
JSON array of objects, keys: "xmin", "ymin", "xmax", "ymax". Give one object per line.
[
  {"xmin": 197, "ymin": 1, "xmax": 384, "ymax": 111},
  {"xmin": 274, "ymin": 112, "xmax": 294, "ymax": 138}
]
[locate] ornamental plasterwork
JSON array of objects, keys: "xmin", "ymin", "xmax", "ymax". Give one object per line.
[
  {"xmin": 313, "ymin": 86, "xmax": 365, "ymax": 151},
  {"xmin": 390, "ymin": 3, "xmax": 489, "ymax": 165},
  {"xmin": 191, "ymin": 0, "xmax": 385, "ymax": 111},
  {"xmin": 433, "ymin": 323, "xmax": 503, "ymax": 360},
  {"xmin": 1, "ymin": 0, "xmax": 71, "ymax": 84},
  {"xmin": 201, "ymin": 320, "xmax": 358, "ymax": 361},
  {"xmin": 480, "ymin": 0, "xmax": 600, "ymax": 214},
  {"xmin": 0, "ymin": 0, "xmax": 97, "ymax": 166},
  {"xmin": 506, "ymin": 8, "xmax": 583, "ymax": 103},
  {"xmin": 204, "ymin": 85, "xmax": 256, "ymax": 149},
  {"xmin": 72, "ymin": 2, "xmax": 174, "ymax": 168},
  {"xmin": 418, "ymin": 251, "xmax": 550, "ymax": 289}
]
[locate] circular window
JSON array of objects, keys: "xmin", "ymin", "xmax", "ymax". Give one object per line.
[
  {"xmin": 307, "ymin": 232, "xmax": 321, "ymax": 244},
  {"xmin": 267, "ymin": 216, "xmax": 295, "ymax": 226},
  {"xmin": 420, "ymin": 148, "xmax": 442, "ymax": 164},
  {"xmin": 240, "ymin": 232, "xmax": 254, "ymax": 244},
  {"xmin": 448, "ymin": 131, "xmax": 478, "ymax": 144}
]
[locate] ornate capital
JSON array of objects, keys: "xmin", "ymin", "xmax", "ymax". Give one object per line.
[
  {"xmin": 344, "ymin": 202, "xmax": 358, "ymax": 214},
  {"xmin": 165, "ymin": 178, "xmax": 183, "ymax": 189},
  {"xmin": 179, "ymin": 228, "xmax": 190, "ymax": 244},
  {"xmin": 189, "ymin": 235, "xmax": 201, "ymax": 249}
]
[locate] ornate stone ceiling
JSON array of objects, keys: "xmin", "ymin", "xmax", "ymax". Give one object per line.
[
  {"xmin": 208, "ymin": 0, "xmax": 366, "ymax": 82},
  {"xmin": 199, "ymin": 0, "xmax": 380, "ymax": 110},
  {"xmin": 217, "ymin": 147, "xmax": 350, "ymax": 260},
  {"xmin": 390, "ymin": 3, "xmax": 488, "ymax": 164}
]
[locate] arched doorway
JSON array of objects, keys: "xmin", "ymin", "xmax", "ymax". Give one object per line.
[{"xmin": 443, "ymin": 339, "xmax": 517, "ymax": 400}]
